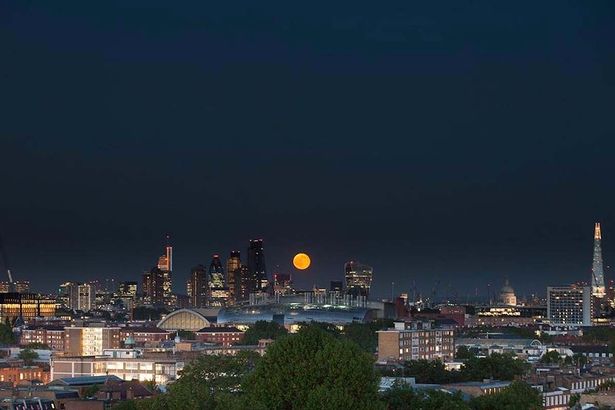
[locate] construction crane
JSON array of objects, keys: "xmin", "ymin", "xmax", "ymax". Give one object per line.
[{"xmin": 0, "ymin": 233, "xmax": 16, "ymax": 292}]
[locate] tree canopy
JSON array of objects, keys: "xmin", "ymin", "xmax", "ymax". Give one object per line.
[
  {"xmin": 18, "ymin": 348, "xmax": 39, "ymax": 365},
  {"xmin": 241, "ymin": 320, "xmax": 287, "ymax": 345},
  {"xmin": 242, "ymin": 324, "xmax": 383, "ymax": 410},
  {"xmin": 470, "ymin": 381, "xmax": 542, "ymax": 410},
  {"xmin": 0, "ymin": 323, "xmax": 15, "ymax": 345}
]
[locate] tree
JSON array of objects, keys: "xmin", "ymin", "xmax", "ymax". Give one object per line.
[
  {"xmin": 539, "ymin": 350, "xmax": 561, "ymax": 364},
  {"xmin": 456, "ymin": 346, "xmax": 476, "ymax": 360},
  {"xmin": 0, "ymin": 323, "xmax": 15, "ymax": 345},
  {"xmin": 147, "ymin": 350, "xmax": 260, "ymax": 410},
  {"xmin": 343, "ymin": 320, "xmax": 394, "ymax": 353},
  {"xmin": 83, "ymin": 384, "xmax": 101, "ymax": 398},
  {"xmin": 461, "ymin": 353, "xmax": 529, "ymax": 381},
  {"xmin": 243, "ymin": 324, "xmax": 384, "ymax": 410},
  {"xmin": 470, "ymin": 381, "xmax": 542, "ymax": 410},
  {"xmin": 18, "ymin": 348, "xmax": 39, "ymax": 365},
  {"xmin": 381, "ymin": 382, "xmax": 470, "ymax": 410},
  {"xmin": 241, "ymin": 320, "xmax": 287, "ymax": 345},
  {"xmin": 403, "ymin": 359, "xmax": 458, "ymax": 384}
]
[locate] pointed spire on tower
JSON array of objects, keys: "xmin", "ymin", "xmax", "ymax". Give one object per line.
[{"xmin": 592, "ymin": 222, "xmax": 606, "ymax": 298}]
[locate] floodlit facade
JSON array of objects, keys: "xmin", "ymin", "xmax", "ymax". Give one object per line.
[
  {"xmin": 50, "ymin": 352, "xmax": 183, "ymax": 385},
  {"xmin": 547, "ymin": 286, "xmax": 591, "ymax": 326},
  {"xmin": 64, "ymin": 327, "xmax": 121, "ymax": 356},
  {"xmin": 0, "ymin": 293, "xmax": 56, "ymax": 322}
]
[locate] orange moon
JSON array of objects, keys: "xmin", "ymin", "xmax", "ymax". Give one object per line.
[{"xmin": 293, "ymin": 253, "xmax": 311, "ymax": 270}]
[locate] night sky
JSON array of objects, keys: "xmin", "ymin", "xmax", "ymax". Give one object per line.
[{"xmin": 1, "ymin": 1, "xmax": 615, "ymax": 298}]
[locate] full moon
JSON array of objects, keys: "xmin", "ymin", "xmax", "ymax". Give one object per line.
[{"xmin": 293, "ymin": 253, "xmax": 311, "ymax": 270}]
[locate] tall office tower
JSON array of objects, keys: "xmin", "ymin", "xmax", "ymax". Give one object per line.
[
  {"xmin": 77, "ymin": 283, "xmax": 95, "ymax": 311},
  {"xmin": 247, "ymin": 239, "xmax": 267, "ymax": 291},
  {"xmin": 208, "ymin": 255, "xmax": 225, "ymax": 288},
  {"xmin": 117, "ymin": 281, "xmax": 138, "ymax": 298},
  {"xmin": 547, "ymin": 285, "xmax": 592, "ymax": 326},
  {"xmin": 189, "ymin": 264, "xmax": 208, "ymax": 308},
  {"xmin": 344, "ymin": 261, "xmax": 373, "ymax": 297},
  {"xmin": 226, "ymin": 251, "xmax": 241, "ymax": 299},
  {"xmin": 273, "ymin": 273, "xmax": 292, "ymax": 295},
  {"xmin": 59, "ymin": 282, "xmax": 80, "ymax": 310},
  {"xmin": 234, "ymin": 265, "xmax": 250, "ymax": 302},
  {"xmin": 142, "ymin": 267, "xmax": 165, "ymax": 305},
  {"xmin": 157, "ymin": 238, "xmax": 173, "ymax": 302},
  {"xmin": 592, "ymin": 223, "xmax": 606, "ymax": 298}
]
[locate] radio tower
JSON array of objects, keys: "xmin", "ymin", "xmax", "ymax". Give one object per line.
[{"xmin": 592, "ymin": 223, "xmax": 606, "ymax": 298}]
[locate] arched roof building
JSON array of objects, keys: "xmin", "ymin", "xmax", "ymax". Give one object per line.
[{"xmin": 157, "ymin": 308, "xmax": 219, "ymax": 331}]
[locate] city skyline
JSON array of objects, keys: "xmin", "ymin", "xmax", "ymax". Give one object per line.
[
  {"xmin": 0, "ymin": 224, "xmax": 611, "ymax": 300},
  {"xmin": 2, "ymin": 2, "xmax": 615, "ymax": 297}
]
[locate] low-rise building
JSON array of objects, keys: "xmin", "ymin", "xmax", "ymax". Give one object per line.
[
  {"xmin": 0, "ymin": 364, "xmax": 49, "ymax": 386},
  {"xmin": 20, "ymin": 326, "xmax": 66, "ymax": 351},
  {"xmin": 50, "ymin": 352, "xmax": 183, "ymax": 386},
  {"xmin": 195, "ymin": 326, "xmax": 244, "ymax": 346},
  {"xmin": 119, "ymin": 327, "xmax": 171, "ymax": 345},
  {"xmin": 377, "ymin": 321, "xmax": 455, "ymax": 362}
]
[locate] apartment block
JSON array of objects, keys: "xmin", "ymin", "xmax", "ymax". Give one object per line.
[{"xmin": 377, "ymin": 321, "xmax": 455, "ymax": 362}]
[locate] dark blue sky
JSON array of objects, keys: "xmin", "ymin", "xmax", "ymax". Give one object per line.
[{"xmin": 1, "ymin": 1, "xmax": 615, "ymax": 298}]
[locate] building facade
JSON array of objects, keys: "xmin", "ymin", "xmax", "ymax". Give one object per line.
[
  {"xmin": 226, "ymin": 251, "xmax": 241, "ymax": 301},
  {"xmin": 344, "ymin": 261, "xmax": 373, "ymax": 297},
  {"xmin": 50, "ymin": 352, "xmax": 183, "ymax": 385},
  {"xmin": 20, "ymin": 326, "xmax": 66, "ymax": 351},
  {"xmin": 188, "ymin": 265, "xmax": 208, "ymax": 308},
  {"xmin": 377, "ymin": 321, "xmax": 455, "ymax": 363},
  {"xmin": 0, "ymin": 293, "xmax": 56, "ymax": 322},
  {"xmin": 64, "ymin": 327, "xmax": 121, "ymax": 356},
  {"xmin": 195, "ymin": 326, "xmax": 244, "ymax": 346},
  {"xmin": 547, "ymin": 286, "xmax": 592, "ymax": 326}
]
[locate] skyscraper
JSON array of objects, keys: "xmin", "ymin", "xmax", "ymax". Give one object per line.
[
  {"xmin": 592, "ymin": 223, "xmax": 606, "ymax": 298},
  {"xmin": 142, "ymin": 267, "xmax": 165, "ymax": 305},
  {"xmin": 247, "ymin": 239, "xmax": 267, "ymax": 291},
  {"xmin": 226, "ymin": 251, "xmax": 241, "ymax": 300},
  {"xmin": 344, "ymin": 261, "xmax": 373, "ymax": 298},
  {"xmin": 208, "ymin": 255, "xmax": 225, "ymax": 288},
  {"xmin": 156, "ymin": 238, "xmax": 173, "ymax": 304},
  {"xmin": 189, "ymin": 264, "xmax": 208, "ymax": 308}
]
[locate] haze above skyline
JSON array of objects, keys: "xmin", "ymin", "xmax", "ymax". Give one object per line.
[{"xmin": 1, "ymin": 1, "xmax": 615, "ymax": 296}]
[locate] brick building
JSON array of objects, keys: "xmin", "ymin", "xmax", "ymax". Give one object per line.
[
  {"xmin": 20, "ymin": 326, "xmax": 66, "ymax": 351},
  {"xmin": 377, "ymin": 321, "xmax": 455, "ymax": 363},
  {"xmin": 195, "ymin": 326, "xmax": 244, "ymax": 346}
]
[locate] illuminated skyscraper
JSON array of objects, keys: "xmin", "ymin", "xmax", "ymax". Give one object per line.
[
  {"xmin": 226, "ymin": 251, "xmax": 241, "ymax": 300},
  {"xmin": 142, "ymin": 268, "xmax": 165, "ymax": 305},
  {"xmin": 247, "ymin": 239, "xmax": 267, "ymax": 291},
  {"xmin": 189, "ymin": 264, "xmax": 208, "ymax": 308},
  {"xmin": 117, "ymin": 281, "xmax": 137, "ymax": 298},
  {"xmin": 592, "ymin": 223, "xmax": 606, "ymax": 298},
  {"xmin": 344, "ymin": 261, "xmax": 373, "ymax": 298},
  {"xmin": 209, "ymin": 254, "xmax": 225, "ymax": 288},
  {"xmin": 157, "ymin": 239, "xmax": 173, "ymax": 302}
]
